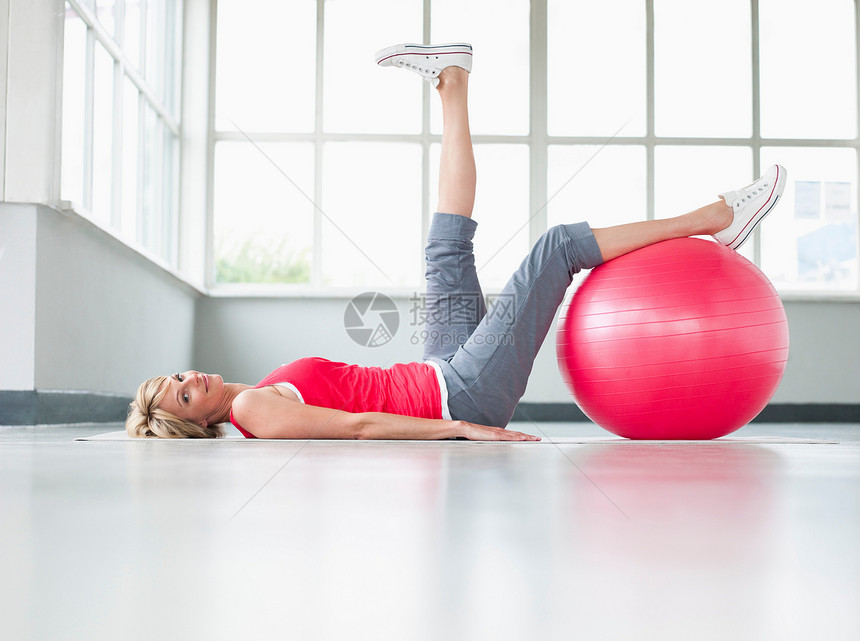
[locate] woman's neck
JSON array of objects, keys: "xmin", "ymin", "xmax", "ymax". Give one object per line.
[{"xmin": 213, "ymin": 382, "xmax": 252, "ymax": 424}]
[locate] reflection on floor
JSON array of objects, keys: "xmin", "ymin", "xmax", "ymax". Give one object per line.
[{"xmin": 1, "ymin": 421, "xmax": 858, "ymax": 641}]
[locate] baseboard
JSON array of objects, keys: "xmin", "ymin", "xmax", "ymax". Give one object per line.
[
  {"xmin": 511, "ymin": 403, "xmax": 860, "ymax": 424},
  {"xmin": 1, "ymin": 392, "xmax": 858, "ymax": 426},
  {"xmin": 0, "ymin": 390, "xmax": 131, "ymax": 425}
]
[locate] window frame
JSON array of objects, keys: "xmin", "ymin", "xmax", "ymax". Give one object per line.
[
  {"xmin": 60, "ymin": 0, "xmax": 181, "ymax": 269},
  {"xmin": 207, "ymin": 0, "xmax": 860, "ymax": 300}
]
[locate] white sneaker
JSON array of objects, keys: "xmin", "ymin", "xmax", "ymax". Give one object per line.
[
  {"xmin": 715, "ymin": 164, "xmax": 787, "ymax": 250},
  {"xmin": 375, "ymin": 43, "xmax": 473, "ymax": 87}
]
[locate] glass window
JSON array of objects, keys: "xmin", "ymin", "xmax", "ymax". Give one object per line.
[
  {"xmin": 161, "ymin": 130, "xmax": 180, "ymax": 262},
  {"xmin": 162, "ymin": 0, "xmax": 182, "ymax": 120},
  {"xmin": 216, "ymin": 0, "xmax": 316, "ymax": 133},
  {"xmin": 655, "ymin": 0, "xmax": 751, "ymax": 138},
  {"xmin": 92, "ymin": 43, "xmax": 115, "ymax": 224},
  {"xmin": 656, "ymin": 146, "xmax": 754, "ymax": 261},
  {"xmin": 548, "ymin": 0, "xmax": 646, "ymax": 137},
  {"xmin": 655, "ymin": 146, "xmax": 753, "ymax": 219},
  {"xmin": 429, "ymin": 144, "xmax": 530, "ymax": 289},
  {"xmin": 324, "ymin": 0, "xmax": 422, "ymax": 134},
  {"xmin": 145, "ymin": 0, "xmax": 165, "ymax": 102},
  {"xmin": 60, "ymin": 0, "xmax": 181, "ymax": 265},
  {"xmin": 760, "ymin": 147, "xmax": 858, "ymax": 292},
  {"xmin": 124, "ymin": 0, "xmax": 142, "ymax": 70},
  {"xmin": 141, "ymin": 106, "xmax": 162, "ymax": 255},
  {"xmin": 547, "ymin": 146, "xmax": 646, "ymax": 229},
  {"xmin": 95, "ymin": 0, "xmax": 116, "ymax": 37},
  {"xmin": 120, "ymin": 79, "xmax": 140, "ymax": 239},
  {"xmin": 322, "ymin": 143, "xmax": 422, "ymax": 288},
  {"xmin": 431, "ymin": 0, "xmax": 530, "ymax": 136},
  {"xmin": 214, "ymin": 142, "xmax": 315, "ymax": 285},
  {"xmin": 209, "ymin": 0, "xmax": 859, "ymax": 297},
  {"xmin": 760, "ymin": 0, "xmax": 857, "ymax": 140},
  {"xmin": 61, "ymin": 11, "xmax": 87, "ymax": 207}
]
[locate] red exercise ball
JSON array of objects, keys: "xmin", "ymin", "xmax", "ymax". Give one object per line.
[{"xmin": 557, "ymin": 238, "xmax": 789, "ymax": 440}]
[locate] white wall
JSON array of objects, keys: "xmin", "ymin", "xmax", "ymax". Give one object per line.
[
  {"xmin": 33, "ymin": 205, "xmax": 199, "ymax": 394},
  {"xmin": 776, "ymin": 301, "xmax": 860, "ymax": 403},
  {"xmin": 193, "ymin": 296, "xmax": 428, "ymax": 388},
  {"xmin": 0, "ymin": 203, "xmax": 198, "ymax": 397},
  {"xmin": 194, "ymin": 294, "xmax": 860, "ymax": 405},
  {"xmin": 1, "ymin": 0, "xmax": 61, "ymax": 204},
  {"xmin": 0, "ymin": 204, "xmax": 37, "ymax": 389}
]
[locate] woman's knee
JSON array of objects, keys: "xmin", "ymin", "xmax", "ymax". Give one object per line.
[
  {"xmin": 521, "ymin": 225, "xmax": 572, "ymax": 269},
  {"xmin": 534, "ymin": 223, "xmax": 602, "ymax": 274},
  {"xmin": 538, "ymin": 224, "xmax": 572, "ymax": 250}
]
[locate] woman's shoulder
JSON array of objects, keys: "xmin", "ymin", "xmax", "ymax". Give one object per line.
[
  {"xmin": 231, "ymin": 385, "xmax": 302, "ymax": 428},
  {"xmin": 235, "ymin": 385, "xmax": 301, "ymax": 407}
]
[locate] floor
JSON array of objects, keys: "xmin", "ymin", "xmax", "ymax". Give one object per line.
[{"xmin": 1, "ymin": 421, "xmax": 858, "ymax": 641}]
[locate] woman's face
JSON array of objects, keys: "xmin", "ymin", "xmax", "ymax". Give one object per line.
[{"xmin": 158, "ymin": 370, "xmax": 225, "ymax": 427}]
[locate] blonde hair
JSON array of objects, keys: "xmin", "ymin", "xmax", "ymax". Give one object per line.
[{"xmin": 126, "ymin": 376, "xmax": 225, "ymax": 439}]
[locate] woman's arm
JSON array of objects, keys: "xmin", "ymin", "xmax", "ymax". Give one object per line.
[
  {"xmin": 355, "ymin": 411, "xmax": 540, "ymax": 441},
  {"xmin": 230, "ymin": 387, "xmax": 540, "ymax": 441}
]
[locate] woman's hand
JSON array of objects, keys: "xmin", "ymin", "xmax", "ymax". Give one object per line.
[{"xmin": 455, "ymin": 421, "xmax": 541, "ymax": 441}]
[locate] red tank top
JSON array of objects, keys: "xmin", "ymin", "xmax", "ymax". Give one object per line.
[{"xmin": 229, "ymin": 357, "xmax": 443, "ymax": 438}]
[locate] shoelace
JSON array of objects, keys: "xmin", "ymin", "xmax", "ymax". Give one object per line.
[
  {"xmin": 735, "ymin": 181, "xmax": 771, "ymax": 206},
  {"xmin": 397, "ymin": 53, "xmax": 447, "ymax": 76},
  {"xmin": 397, "ymin": 60, "xmax": 434, "ymax": 75}
]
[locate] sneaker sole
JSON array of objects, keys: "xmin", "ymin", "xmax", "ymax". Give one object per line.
[
  {"xmin": 728, "ymin": 165, "xmax": 786, "ymax": 250},
  {"xmin": 375, "ymin": 43, "xmax": 473, "ymax": 66}
]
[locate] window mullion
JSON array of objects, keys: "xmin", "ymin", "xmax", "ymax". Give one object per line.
[
  {"xmin": 856, "ymin": 0, "xmax": 860, "ymax": 295},
  {"xmin": 136, "ymin": 91, "xmax": 145, "ymax": 247},
  {"xmin": 312, "ymin": 0, "xmax": 325, "ymax": 289},
  {"xmin": 83, "ymin": 23, "xmax": 95, "ymax": 211},
  {"xmin": 421, "ymin": 0, "xmax": 432, "ymax": 285},
  {"xmin": 205, "ymin": 0, "xmax": 218, "ymax": 287},
  {"xmin": 155, "ymin": 117, "xmax": 165, "ymax": 258},
  {"xmin": 110, "ymin": 0, "xmax": 127, "ymax": 231},
  {"xmin": 645, "ymin": 0, "xmax": 655, "ymax": 222},
  {"xmin": 111, "ymin": 61, "xmax": 124, "ymax": 230},
  {"xmin": 529, "ymin": 0, "xmax": 548, "ymax": 247},
  {"xmin": 139, "ymin": 0, "xmax": 148, "ymax": 89},
  {"xmin": 751, "ymin": 0, "xmax": 762, "ymax": 265}
]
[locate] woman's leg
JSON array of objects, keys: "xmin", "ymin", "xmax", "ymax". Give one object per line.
[
  {"xmin": 592, "ymin": 200, "xmax": 732, "ymax": 261},
  {"xmin": 436, "ymin": 68, "xmax": 476, "ymax": 218},
  {"xmin": 422, "ymin": 67, "xmax": 487, "ymax": 362},
  {"xmin": 437, "ymin": 221, "xmax": 603, "ymax": 427},
  {"xmin": 436, "ymin": 196, "xmax": 763, "ymax": 428}
]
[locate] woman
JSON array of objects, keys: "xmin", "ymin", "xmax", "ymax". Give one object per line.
[{"xmin": 126, "ymin": 42, "xmax": 786, "ymax": 441}]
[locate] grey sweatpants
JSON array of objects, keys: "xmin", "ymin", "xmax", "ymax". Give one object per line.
[{"xmin": 423, "ymin": 212, "xmax": 604, "ymax": 427}]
